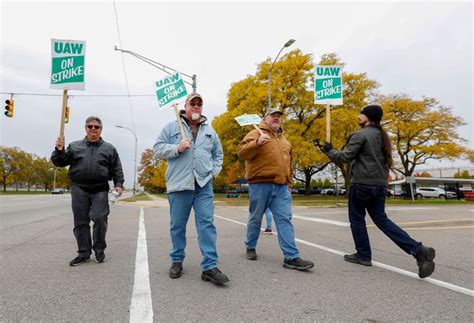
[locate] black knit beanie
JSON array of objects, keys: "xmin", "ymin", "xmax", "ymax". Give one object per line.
[{"xmin": 361, "ymin": 104, "xmax": 383, "ymax": 124}]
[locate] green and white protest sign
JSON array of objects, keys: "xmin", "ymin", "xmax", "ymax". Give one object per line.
[
  {"xmin": 314, "ymin": 65, "xmax": 343, "ymax": 105},
  {"xmin": 235, "ymin": 113, "xmax": 264, "ymax": 135},
  {"xmin": 234, "ymin": 114, "xmax": 262, "ymax": 126},
  {"xmin": 155, "ymin": 72, "xmax": 188, "ymax": 107},
  {"xmin": 50, "ymin": 39, "xmax": 86, "ymax": 90}
]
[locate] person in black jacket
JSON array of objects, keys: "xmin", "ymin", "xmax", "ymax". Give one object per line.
[
  {"xmin": 320, "ymin": 105, "xmax": 436, "ymax": 278},
  {"xmin": 52, "ymin": 116, "xmax": 124, "ymax": 266}
]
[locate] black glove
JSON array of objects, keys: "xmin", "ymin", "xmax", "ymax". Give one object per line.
[{"xmin": 322, "ymin": 142, "xmax": 333, "ymax": 154}]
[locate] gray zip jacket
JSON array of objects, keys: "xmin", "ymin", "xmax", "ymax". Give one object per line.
[
  {"xmin": 51, "ymin": 137, "xmax": 124, "ymax": 191},
  {"xmin": 327, "ymin": 126, "xmax": 389, "ymax": 185}
]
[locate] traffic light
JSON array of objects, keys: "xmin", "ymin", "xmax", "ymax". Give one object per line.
[
  {"xmin": 4, "ymin": 99, "xmax": 14, "ymax": 118},
  {"xmin": 65, "ymin": 106, "xmax": 70, "ymax": 123}
]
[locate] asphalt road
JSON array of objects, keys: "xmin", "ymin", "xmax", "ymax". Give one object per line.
[{"xmin": 1, "ymin": 194, "xmax": 473, "ymax": 322}]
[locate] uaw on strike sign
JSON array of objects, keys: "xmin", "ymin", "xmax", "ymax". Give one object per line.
[
  {"xmin": 155, "ymin": 72, "xmax": 188, "ymax": 107},
  {"xmin": 314, "ymin": 65, "xmax": 343, "ymax": 105},
  {"xmin": 50, "ymin": 39, "xmax": 86, "ymax": 90}
]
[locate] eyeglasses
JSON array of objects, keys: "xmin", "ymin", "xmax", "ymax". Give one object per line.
[
  {"xmin": 86, "ymin": 125, "xmax": 101, "ymax": 129},
  {"xmin": 189, "ymin": 102, "xmax": 203, "ymax": 107}
]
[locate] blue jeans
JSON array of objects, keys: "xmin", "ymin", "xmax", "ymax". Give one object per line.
[
  {"xmin": 264, "ymin": 208, "xmax": 273, "ymax": 229},
  {"xmin": 167, "ymin": 180, "xmax": 218, "ymax": 271},
  {"xmin": 348, "ymin": 183, "xmax": 420, "ymax": 260},
  {"xmin": 246, "ymin": 183, "xmax": 299, "ymax": 260}
]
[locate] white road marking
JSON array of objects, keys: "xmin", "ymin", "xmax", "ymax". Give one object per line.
[
  {"xmin": 386, "ymin": 207, "xmax": 439, "ymax": 211},
  {"xmin": 292, "ymin": 207, "xmax": 439, "ymax": 216},
  {"xmin": 293, "ymin": 210, "xmax": 348, "ymax": 215},
  {"xmin": 215, "ymin": 214, "xmax": 474, "ymax": 297},
  {"xmin": 130, "ymin": 207, "xmax": 153, "ymax": 323},
  {"xmin": 293, "ymin": 214, "xmax": 349, "ymax": 227}
]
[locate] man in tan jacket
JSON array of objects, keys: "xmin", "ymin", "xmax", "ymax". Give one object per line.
[{"xmin": 237, "ymin": 108, "xmax": 314, "ymax": 271}]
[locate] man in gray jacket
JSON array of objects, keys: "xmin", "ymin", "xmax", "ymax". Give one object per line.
[
  {"xmin": 154, "ymin": 93, "xmax": 229, "ymax": 285},
  {"xmin": 52, "ymin": 116, "xmax": 124, "ymax": 266},
  {"xmin": 321, "ymin": 105, "xmax": 436, "ymax": 278}
]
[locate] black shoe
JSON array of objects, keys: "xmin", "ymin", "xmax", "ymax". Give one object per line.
[
  {"xmin": 69, "ymin": 256, "xmax": 90, "ymax": 266},
  {"xmin": 283, "ymin": 257, "xmax": 314, "ymax": 271},
  {"xmin": 415, "ymin": 244, "xmax": 436, "ymax": 278},
  {"xmin": 344, "ymin": 253, "xmax": 372, "ymax": 266},
  {"xmin": 246, "ymin": 248, "xmax": 257, "ymax": 260},
  {"xmin": 169, "ymin": 262, "xmax": 183, "ymax": 279},
  {"xmin": 95, "ymin": 250, "xmax": 105, "ymax": 263},
  {"xmin": 201, "ymin": 268, "xmax": 230, "ymax": 285}
]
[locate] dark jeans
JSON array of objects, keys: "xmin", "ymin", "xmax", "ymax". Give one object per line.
[
  {"xmin": 348, "ymin": 183, "xmax": 420, "ymax": 260},
  {"xmin": 71, "ymin": 185, "xmax": 110, "ymax": 257}
]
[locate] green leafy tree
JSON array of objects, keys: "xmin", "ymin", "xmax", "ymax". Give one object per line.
[
  {"xmin": 33, "ymin": 157, "xmax": 55, "ymax": 192},
  {"xmin": 54, "ymin": 167, "xmax": 71, "ymax": 190},
  {"xmin": 453, "ymin": 170, "xmax": 472, "ymax": 179},
  {"xmin": 0, "ymin": 146, "xmax": 22, "ymax": 191},
  {"xmin": 14, "ymin": 151, "xmax": 35, "ymax": 191}
]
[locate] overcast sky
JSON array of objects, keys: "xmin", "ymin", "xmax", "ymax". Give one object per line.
[{"xmin": 1, "ymin": 0, "xmax": 472, "ymax": 188}]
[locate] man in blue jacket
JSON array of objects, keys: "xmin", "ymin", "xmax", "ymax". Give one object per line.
[
  {"xmin": 52, "ymin": 116, "xmax": 124, "ymax": 266},
  {"xmin": 154, "ymin": 93, "xmax": 229, "ymax": 285}
]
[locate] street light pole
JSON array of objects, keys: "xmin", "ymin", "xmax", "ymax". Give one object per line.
[
  {"xmin": 268, "ymin": 39, "xmax": 295, "ymax": 110},
  {"xmin": 53, "ymin": 168, "xmax": 57, "ymax": 191},
  {"xmin": 116, "ymin": 125, "xmax": 138, "ymax": 195},
  {"xmin": 114, "ymin": 46, "xmax": 197, "ymax": 92}
]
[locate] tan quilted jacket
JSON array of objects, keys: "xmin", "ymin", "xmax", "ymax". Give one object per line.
[{"xmin": 237, "ymin": 120, "xmax": 292, "ymax": 185}]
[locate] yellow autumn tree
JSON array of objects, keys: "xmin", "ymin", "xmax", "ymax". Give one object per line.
[
  {"xmin": 381, "ymin": 94, "xmax": 467, "ymax": 176},
  {"xmin": 213, "ymin": 50, "xmax": 379, "ymax": 194},
  {"xmin": 213, "ymin": 49, "xmax": 326, "ymax": 190},
  {"xmin": 465, "ymin": 149, "xmax": 474, "ymax": 163},
  {"xmin": 138, "ymin": 148, "xmax": 167, "ymax": 193}
]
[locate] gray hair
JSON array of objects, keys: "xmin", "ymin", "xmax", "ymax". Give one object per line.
[{"xmin": 85, "ymin": 116, "xmax": 103, "ymax": 127}]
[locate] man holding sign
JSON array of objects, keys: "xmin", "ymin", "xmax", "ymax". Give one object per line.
[
  {"xmin": 237, "ymin": 108, "xmax": 314, "ymax": 271},
  {"xmin": 320, "ymin": 105, "xmax": 436, "ymax": 278},
  {"xmin": 52, "ymin": 116, "xmax": 124, "ymax": 266},
  {"xmin": 154, "ymin": 93, "xmax": 229, "ymax": 285}
]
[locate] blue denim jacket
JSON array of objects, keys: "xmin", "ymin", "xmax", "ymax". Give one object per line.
[{"xmin": 153, "ymin": 117, "xmax": 223, "ymax": 193}]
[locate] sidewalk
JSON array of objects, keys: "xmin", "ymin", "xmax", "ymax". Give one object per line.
[
  {"xmin": 117, "ymin": 192, "xmax": 169, "ymax": 208},
  {"xmin": 145, "ymin": 192, "xmax": 169, "ymax": 207}
]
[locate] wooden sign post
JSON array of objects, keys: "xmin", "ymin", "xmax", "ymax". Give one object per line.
[{"xmin": 314, "ymin": 65, "xmax": 343, "ymax": 143}]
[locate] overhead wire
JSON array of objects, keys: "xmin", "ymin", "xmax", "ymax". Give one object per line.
[
  {"xmin": 113, "ymin": 0, "xmax": 136, "ymax": 134},
  {"xmin": 0, "ymin": 92, "xmax": 154, "ymax": 97}
]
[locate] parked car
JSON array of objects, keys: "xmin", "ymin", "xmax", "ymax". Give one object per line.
[
  {"xmin": 415, "ymin": 187, "xmax": 456, "ymax": 199},
  {"xmin": 51, "ymin": 188, "xmax": 65, "ymax": 195},
  {"xmin": 226, "ymin": 190, "xmax": 240, "ymax": 198},
  {"xmin": 337, "ymin": 188, "xmax": 346, "ymax": 195},
  {"xmin": 320, "ymin": 188, "xmax": 334, "ymax": 195},
  {"xmin": 311, "ymin": 187, "xmax": 322, "ymax": 195}
]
